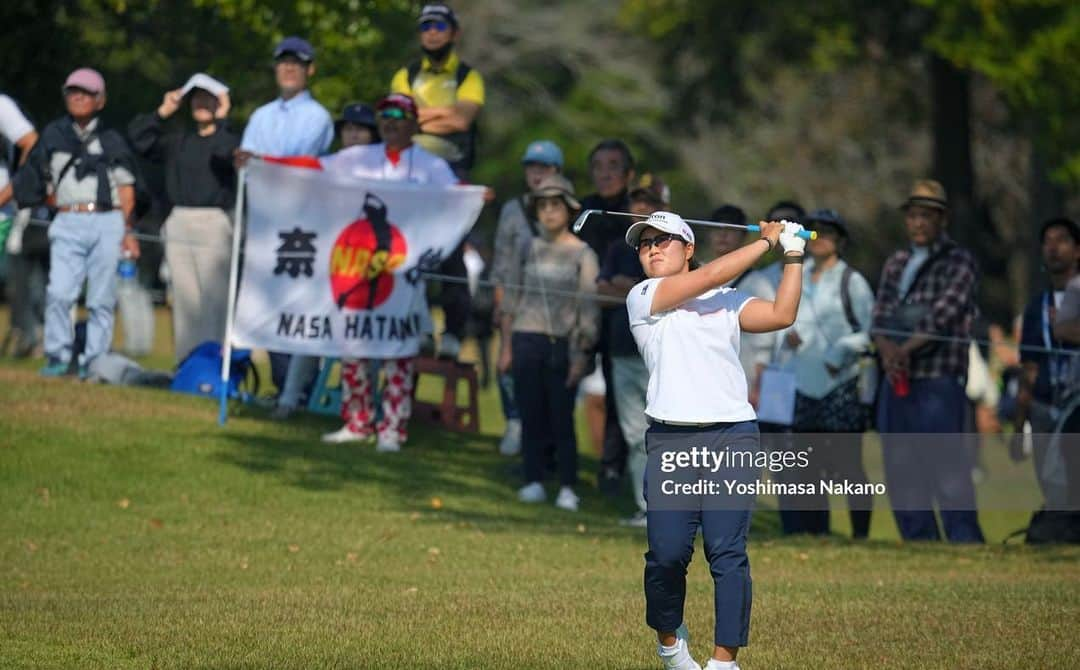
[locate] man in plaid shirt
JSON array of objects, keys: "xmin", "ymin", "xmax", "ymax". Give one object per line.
[{"xmin": 871, "ymin": 180, "xmax": 984, "ymax": 543}]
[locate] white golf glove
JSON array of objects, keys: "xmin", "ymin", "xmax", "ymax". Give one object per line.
[{"xmin": 778, "ymin": 220, "xmax": 806, "ymax": 255}]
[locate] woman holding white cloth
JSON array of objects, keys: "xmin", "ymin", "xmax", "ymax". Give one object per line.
[{"xmin": 624, "ymin": 212, "xmax": 804, "ymax": 670}]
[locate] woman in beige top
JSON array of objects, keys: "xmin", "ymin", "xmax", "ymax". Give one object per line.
[{"xmin": 498, "ymin": 174, "xmax": 599, "ymax": 512}]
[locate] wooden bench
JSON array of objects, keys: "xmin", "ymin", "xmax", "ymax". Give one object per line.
[{"xmin": 411, "ymin": 356, "xmax": 480, "ymax": 433}]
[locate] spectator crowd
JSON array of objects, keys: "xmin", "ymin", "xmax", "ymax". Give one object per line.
[{"xmin": 0, "ymin": 3, "xmax": 1077, "ymax": 541}]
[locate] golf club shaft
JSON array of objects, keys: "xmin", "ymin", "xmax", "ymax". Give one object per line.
[{"xmin": 578, "ymin": 209, "xmax": 816, "ymax": 240}]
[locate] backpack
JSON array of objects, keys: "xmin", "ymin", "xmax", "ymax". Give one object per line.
[
  {"xmin": 170, "ymin": 341, "xmax": 259, "ymax": 400},
  {"xmin": 406, "ymin": 59, "xmax": 479, "ymax": 170},
  {"xmin": 1004, "ymin": 509, "xmax": 1080, "ymax": 545}
]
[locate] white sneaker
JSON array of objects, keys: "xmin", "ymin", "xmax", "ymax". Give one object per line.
[
  {"xmin": 554, "ymin": 486, "xmax": 579, "ymax": 512},
  {"xmin": 376, "ymin": 435, "xmax": 401, "ymax": 452},
  {"xmin": 499, "ymin": 418, "xmax": 522, "ymax": 456},
  {"xmin": 518, "ymin": 482, "xmax": 546, "ymax": 503},
  {"xmin": 438, "ymin": 333, "xmax": 461, "ymax": 359},
  {"xmin": 703, "ymin": 660, "xmax": 741, "ymax": 670},
  {"xmin": 658, "ymin": 624, "xmax": 700, "ymax": 670},
  {"xmin": 321, "ymin": 426, "xmax": 373, "ymax": 444}
]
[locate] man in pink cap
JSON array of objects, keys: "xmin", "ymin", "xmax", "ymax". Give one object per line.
[{"xmin": 13, "ymin": 67, "xmax": 141, "ymax": 378}]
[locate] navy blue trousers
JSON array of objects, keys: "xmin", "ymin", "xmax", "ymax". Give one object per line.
[
  {"xmin": 644, "ymin": 420, "xmax": 757, "ymax": 648},
  {"xmin": 511, "ymin": 333, "xmax": 578, "ymax": 487},
  {"xmin": 877, "ymin": 375, "xmax": 984, "ymax": 542}
]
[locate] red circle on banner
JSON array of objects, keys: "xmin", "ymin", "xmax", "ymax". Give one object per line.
[{"xmin": 329, "ymin": 218, "xmax": 408, "ymax": 310}]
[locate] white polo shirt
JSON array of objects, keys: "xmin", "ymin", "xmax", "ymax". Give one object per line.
[
  {"xmin": 627, "ymin": 277, "xmax": 757, "ymax": 424},
  {"xmin": 319, "ymin": 143, "xmax": 458, "ymax": 185}
]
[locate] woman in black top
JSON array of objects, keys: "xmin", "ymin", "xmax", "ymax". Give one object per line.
[{"xmin": 129, "ymin": 76, "xmax": 238, "ymax": 361}]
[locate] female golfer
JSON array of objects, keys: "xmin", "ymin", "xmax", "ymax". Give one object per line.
[{"xmin": 624, "ymin": 212, "xmax": 805, "ymax": 670}]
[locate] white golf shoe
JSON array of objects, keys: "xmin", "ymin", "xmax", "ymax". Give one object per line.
[{"xmin": 658, "ymin": 624, "xmax": 700, "ymax": 670}]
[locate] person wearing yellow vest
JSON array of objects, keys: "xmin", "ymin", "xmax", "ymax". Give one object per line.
[
  {"xmin": 390, "ymin": 4, "xmax": 484, "ymax": 178},
  {"xmin": 389, "ymin": 4, "xmax": 484, "ymax": 359}
]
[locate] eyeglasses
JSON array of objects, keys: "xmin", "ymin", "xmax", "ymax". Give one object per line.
[
  {"xmin": 637, "ymin": 233, "xmax": 684, "ymax": 252},
  {"xmin": 378, "ymin": 108, "xmax": 413, "ymax": 121},
  {"xmin": 418, "ymin": 20, "xmax": 450, "ymax": 32}
]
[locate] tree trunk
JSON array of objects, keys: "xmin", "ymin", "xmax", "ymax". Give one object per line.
[{"xmin": 930, "ymin": 54, "xmax": 976, "ymax": 243}]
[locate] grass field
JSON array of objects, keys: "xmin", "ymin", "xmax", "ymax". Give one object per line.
[{"xmin": 2, "ymin": 308, "xmax": 1079, "ymax": 669}]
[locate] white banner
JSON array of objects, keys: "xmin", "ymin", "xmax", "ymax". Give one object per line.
[{"xmin": 231, "ymin": 160, "xmax": 485, "ymax": 358}]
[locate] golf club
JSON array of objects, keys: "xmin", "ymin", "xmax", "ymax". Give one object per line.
[{"xmin": 572, "ymin": 208, "xmax": 817, "ymax": 240}]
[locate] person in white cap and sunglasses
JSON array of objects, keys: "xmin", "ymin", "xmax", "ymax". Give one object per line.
[{"xmin": 623, "ymin": 211, "xmax": 805, "ymax": 670}]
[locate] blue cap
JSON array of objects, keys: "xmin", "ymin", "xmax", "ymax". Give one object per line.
[
  {"xmin": 521, "ymin": 140, "xmax": 563, "ymax": 168},
  {"xmin": 273, "ymin": 36, "xmax": 315, "ymax": 62}
]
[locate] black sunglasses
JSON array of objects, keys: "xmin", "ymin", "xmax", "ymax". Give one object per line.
[{"xmin": 637, "ymin": 232, "xmax": 684, "ymax": 252}]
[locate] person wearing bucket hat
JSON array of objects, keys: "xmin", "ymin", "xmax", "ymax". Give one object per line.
[
  {"xmin": 871, "ymin": 178, "xmax": 984, "ymax": 543},
  {"xmin": 491, "ymin": 139, "xmax": 566, "ymax": 456},
  {"xmin": 776, "ymin": 206, "xmax": 875, "ymax": 539},
  {"xmin": 128, "ymin": 73, "xmax": 239, "ymax": 363},
  {"xmin": 499, "ymin": 173, "xmax": 599, "ymax": 512},
  {"xmin": 334, "ymin": 102, "xmax": 380, "ymax": 148},
  {"xmin": 622, "ymin": 212, "xmax": 804, "ymax": 670}
]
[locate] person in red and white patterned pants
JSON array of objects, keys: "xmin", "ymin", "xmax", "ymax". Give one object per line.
[{"xmin": 325, "ymin": 357, "xmax": 415, "ymax": 451}]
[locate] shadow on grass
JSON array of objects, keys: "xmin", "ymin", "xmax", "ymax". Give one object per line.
[{"xmin": 212, "ymin": 409, "xmax": 803, "ymax": 542}]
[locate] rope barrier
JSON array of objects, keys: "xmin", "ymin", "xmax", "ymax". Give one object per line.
[{"xmin": 14, "ymin": 218, "xmax": 1080, "ymax": 358}]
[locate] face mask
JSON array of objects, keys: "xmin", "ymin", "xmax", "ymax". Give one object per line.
[{"xmin": 422, "ymin": 42, "xmax": 453, "ymax": 62}]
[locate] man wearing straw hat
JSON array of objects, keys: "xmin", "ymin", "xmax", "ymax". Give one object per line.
[{"xmin": 871, "ymin": 179, "xmax": 984, "ymax": 542}]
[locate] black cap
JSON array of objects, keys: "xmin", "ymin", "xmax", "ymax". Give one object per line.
[
  {"xmin": 336, "ymin": 102, "xmax": 378, "ymax": 131},
  {"xmin": 273, "ymin": 36, "xmax": 315, "ymax": 62},
  {"xmin": 804, "ymin": 208, "xmax": 849, "ymax": 237},
  {"xmin": 418, "ymin": 3, "xmax": 458, "ymax": 27},
  {"xmin": 766, "ymin": 200, "xmax": 805, "ymax": 223}
]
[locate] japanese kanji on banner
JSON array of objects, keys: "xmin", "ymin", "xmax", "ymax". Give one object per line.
[{"xmin": 231, "ymin": 159, "xmax": 486, "ymax": 358}]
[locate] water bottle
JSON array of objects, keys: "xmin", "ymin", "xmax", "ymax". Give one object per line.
[{"xmin": 116, "ymin": 251, "xmax": 154, "ymax": 356}]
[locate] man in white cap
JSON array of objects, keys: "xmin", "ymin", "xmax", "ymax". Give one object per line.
[{"xmin": 13, "ymin": 67, "xmax": 141, "ymax": 377}]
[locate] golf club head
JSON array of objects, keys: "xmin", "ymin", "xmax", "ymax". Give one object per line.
[{"xmin": 572, "ymin": 209, "xmax": 600, "ymax": 233}]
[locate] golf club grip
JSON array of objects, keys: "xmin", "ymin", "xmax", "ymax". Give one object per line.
[{"xmin": 746, "ymin": 224, "xmax": 816, "ymax": 240}]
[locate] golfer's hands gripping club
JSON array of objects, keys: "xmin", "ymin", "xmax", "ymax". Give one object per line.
[
  {"xmin": 779, "ymin": 221, "xmax": 807, "ymax": 255},
  {"xmin": 747, "ymin": 221, "xmax": 816, "ymax": 240},
  {"xmin": 758, "ymin": 221, "xmax": 784, "ymax": 250}
]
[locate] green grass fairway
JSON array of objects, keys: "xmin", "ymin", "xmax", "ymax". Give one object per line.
[{"xmin": 2, "ymin": 333, "xmax": 1079, "ymax": 668}]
